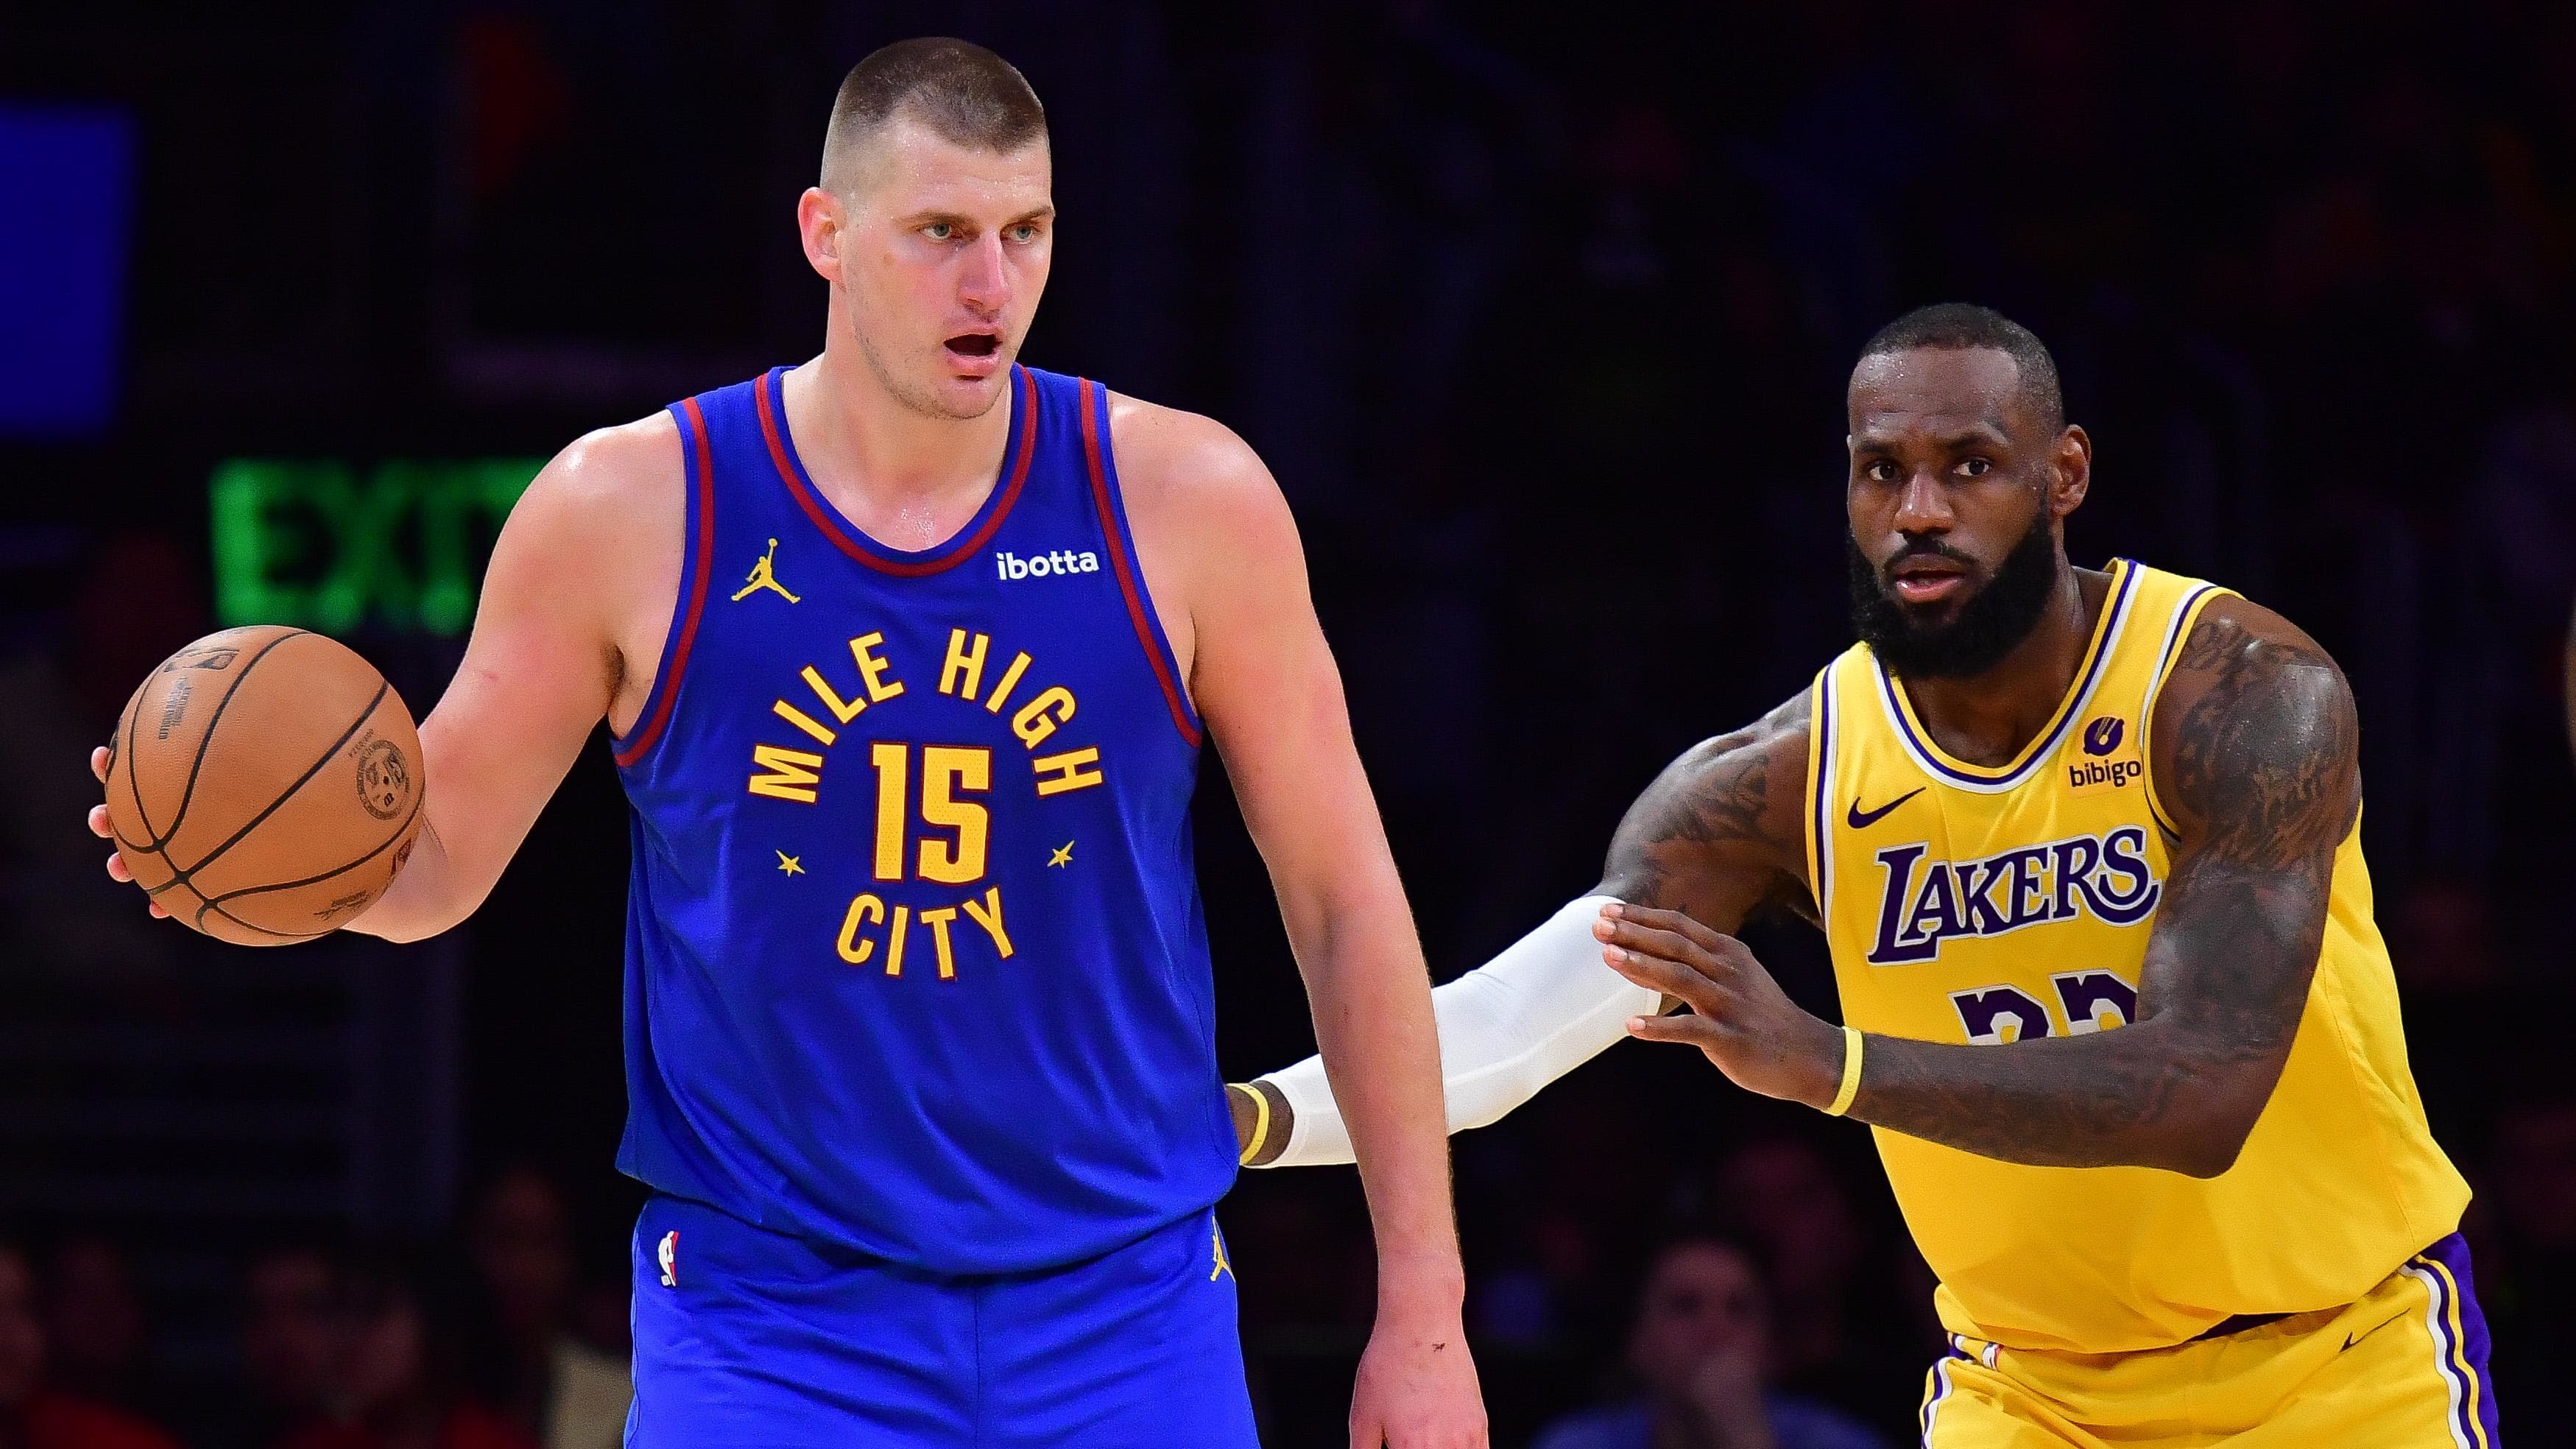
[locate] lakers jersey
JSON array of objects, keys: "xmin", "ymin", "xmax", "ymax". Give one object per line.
[
  {"xmin": 1806, "ymin": 559, "xmax": 2469, "ymax": 1354},
  {"xmin": 610, "ymin": 365, "xmax": 1234, "ymax": 1276}
]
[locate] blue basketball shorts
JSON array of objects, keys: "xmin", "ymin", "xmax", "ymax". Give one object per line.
[{"xmin": 624, "ymin": 1194, "xmax": 1259, "ymax": 1448}]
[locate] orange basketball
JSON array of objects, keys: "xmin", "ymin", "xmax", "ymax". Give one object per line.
[{"xmin": 102, "ymin": 625, "xmax": 426, "ymax": 946}]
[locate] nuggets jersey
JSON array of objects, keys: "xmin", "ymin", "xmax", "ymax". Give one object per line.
[
  {"xmin": 610, "ymin": 365, "xmax": 1234, "ymax": 1276},
  {"xmin": 1805, "ymin": 559, "xmax": 2469, "ymax": 1355}
]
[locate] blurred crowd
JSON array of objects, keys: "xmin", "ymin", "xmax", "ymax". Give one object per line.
[
  {"xmin": 12, "ymin": 0, "xmax": 2576, "ymax": 1445},
  {"xmin": 0, "ymin": 1171, "xmax": 629, "ymax": 1449}
]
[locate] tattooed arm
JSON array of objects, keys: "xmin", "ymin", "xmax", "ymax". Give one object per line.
[
  {"xmin": 1601, "ymin": 597, "xmax": 2358, "ymax": 1177},
  {"xmin": 1229, "ymin": 691, "xmax": 1814, "ymax": 1163},
  {"xmin": 1598, "ymin": 690, "xmax": 1817, "ymax": 929}
]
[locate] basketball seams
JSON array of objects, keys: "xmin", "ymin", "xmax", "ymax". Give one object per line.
[
  {"xmin": 161, "ymin": 678, "xmax": 392, "ymax": 891},
  {"xmin": 151, "ymin": 627, "xmax": 309, "ymax": 850},
  {"xmin": 193, "ymin": 893, "xmax": 334, "ymax": 943},
  {"xmin": 202, "ymin": 789, "xmax": 421, "ymax": 911}
]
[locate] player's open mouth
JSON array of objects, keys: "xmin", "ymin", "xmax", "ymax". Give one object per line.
[
  {"xmin": 1889, "ymin": 559, "xmax": 1969, "ymax": 604},
  {"xmin": 945, "ymin": 333, "xmax": 1001, "ymax": 359}
]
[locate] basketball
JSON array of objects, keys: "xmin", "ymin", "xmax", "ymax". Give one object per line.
[{"xmin": 102, "ymin": 625, "xmax": 426, "ymax": 947}]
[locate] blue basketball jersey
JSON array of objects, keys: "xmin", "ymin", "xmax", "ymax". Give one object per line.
[{"xmin": 610, "ymin": 364, "xmax": 1234, "ymax": 1275}]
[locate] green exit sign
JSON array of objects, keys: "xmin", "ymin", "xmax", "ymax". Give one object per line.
[{"xmin": 211, "ymin": 459, "xmax": 543, "ymax": 635}]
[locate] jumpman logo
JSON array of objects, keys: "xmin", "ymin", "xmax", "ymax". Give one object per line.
[
  {"xmin": 731, "ymin": 539, "xmax": 800, "ymax": 604},
  {"xmin": 1210, "ymin": 1221, "xmax": 1233, "ymax": 1282}
]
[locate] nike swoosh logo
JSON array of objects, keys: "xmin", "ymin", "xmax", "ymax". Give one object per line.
[{"xmin": 1846, "ymin": 788, "xmax": 1925, "ymax": 829}]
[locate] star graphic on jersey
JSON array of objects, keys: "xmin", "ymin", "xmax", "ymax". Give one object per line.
[
  {"xmin": 775, "ymin": 850, "xmax": 804, "ymax": 875},
  {"xmin": 1048, "ymin": 841, "xmax": 1074, "ymax": 868}
]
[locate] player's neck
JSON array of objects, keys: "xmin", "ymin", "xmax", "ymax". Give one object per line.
[
  {"xmin": 779, "ymin": 347, "xmax": 1014, "ymax": 548},
  {"xmin": 1899, "ymin": 566, "xmax": 2109, "ymax": 768}
]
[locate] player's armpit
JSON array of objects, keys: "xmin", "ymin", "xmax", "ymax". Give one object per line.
[
  {"xmin": 1841, "ymin": 599, "xmax": 2358, "ymax": 1176},
  {"xmin": 350, "ymin": 415, "xmax": 684, "ymax": 942}
]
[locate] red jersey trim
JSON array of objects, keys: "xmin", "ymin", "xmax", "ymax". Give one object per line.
[
  {"xmin": 613, "ymin": 398, "xmax": 716, "ymax": 769},
  {"xmin": 755, "ymin": 366, "xmax": 1037, "ymax": 577},
  {"xmin": 1077, "ymin": 378, "xmax": 1201, "ymax": 749}
]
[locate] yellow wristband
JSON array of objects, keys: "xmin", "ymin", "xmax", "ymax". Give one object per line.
[
  {"xmin": 1232, "ymin": 1082, "xmax": 1271, "ymax": 1166},
  {"xmin": 1824, "ymin": 1026, "xmax": 1864, "ymax": 1117}
]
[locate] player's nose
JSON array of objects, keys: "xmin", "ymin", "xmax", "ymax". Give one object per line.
[
  {"xmin": 956, "ymin": 234, "xmax": 1011, "ymax": 313},
  {"xmin": 1891, "ymin": 468, "xmax": 1955, "ymax": 532}
]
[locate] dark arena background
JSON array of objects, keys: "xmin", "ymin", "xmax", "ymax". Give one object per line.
[{"xmin": 6, "ymin": 3, "xmax": 2576, "ymax": 1446}]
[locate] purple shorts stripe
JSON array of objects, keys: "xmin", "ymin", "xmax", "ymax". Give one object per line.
[
  {"xmin": 1918, "ymin": 1354, "xmax": 1959, "ymax": 1447},
  {"xmin": 2414, "ymin": 1232, "xmax": 2501, "ymax": 1448}
]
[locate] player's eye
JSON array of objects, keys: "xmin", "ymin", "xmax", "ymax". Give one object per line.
[
  {"xmin": 1864, "ymin": 460, "xmax": 1900, "ymax": 483},
  {"xmin": 1006, "ymin": 223, "xmax": 1039, "ymax": 244},
  {"xmin": 923, "ymin": 222, "xmax": 956, "ymax": 242},
  {"xmin": 1955, "ymin": 457, "xmax": 1992, "ymax": 478}
]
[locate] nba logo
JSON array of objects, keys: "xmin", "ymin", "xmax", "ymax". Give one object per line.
[{"xmin": 658, "ymin": 1230, "xmax": 680, "ymax": 1288}]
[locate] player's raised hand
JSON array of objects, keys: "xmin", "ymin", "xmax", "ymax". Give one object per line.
[
  {"xmin": 1348, "ymin": 1303, "xmax": 1486, "ymax": 1449},
  {"xmin": 1594, "ymin": 903, "xmax": 1841, "ymax": 1108},
  {"xmin": 88, "ymin": 746, "xmax": 169, "ymax": 919}
]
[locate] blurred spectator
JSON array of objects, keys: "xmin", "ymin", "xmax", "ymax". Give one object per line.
[
  {"xmin": 0, "ymin": 1241, "xmax": 177, "ymax": 1449},
  {"xmin": 38, "ymin": 1239, "xmax": 149, "ymax": 1424},
  {"xmin": 275, "ymin": 1249, "xmax": 533, "ymax": 1449},
  {"xmin": 1717, "ymin": 1136, "xmax": 1927, "ymax": 1434},
  {"xmin": 2488, "ymin": 1093, "xmax": 2576, "ymax": 1403},
  {"xmin": 1528, "ymin": 1233, "xmax": 1885, "ymax": 1449},
  {"xmin": 460, "ymin": 1171, "xmax": 627, "ymax": 1449},
  {"xmin": 225, "ymin": 1245, "xmax": 342, "ymax": 1449}
]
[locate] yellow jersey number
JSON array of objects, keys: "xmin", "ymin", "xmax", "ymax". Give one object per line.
[{"xmin": 868, "ymin": 743, "xmax": 992, "ymax": 884}]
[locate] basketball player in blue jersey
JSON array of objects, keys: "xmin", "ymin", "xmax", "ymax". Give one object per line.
[{"xmin": 87, "ymin": 37, "xmax": 1484, "ymax": 1449}]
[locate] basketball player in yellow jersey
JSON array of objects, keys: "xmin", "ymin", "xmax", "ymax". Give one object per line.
[{"xmin": 1235, "ymin": 305, "xmax": 2496, "ymax": 1445}]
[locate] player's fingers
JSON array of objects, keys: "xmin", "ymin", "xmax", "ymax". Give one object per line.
[
  {"xmin": 1604, "ymin": 902, "xmax": 1728, "ymax": 953},
  {"xmin": 1601, "ymin": 944, "xmax": 1724, "ymax": 1010},
  {"xmin": 1593, "ymin": 917, "xmax": 1721, "ymax": 978},
  {"xmin": 91, "ymin": 745, "xmax": 110, "ymax": 784},
  {"xmin": 88, "ymin": 803, "xmax": 113, "ymax": 839},
  {"xmin": 1626, "ymin": 1011, "xmax": 1726, "ymax": 1048},
  {"xmin": 105, "ymin": 850, "xmax": 132, "ymax": 884}
]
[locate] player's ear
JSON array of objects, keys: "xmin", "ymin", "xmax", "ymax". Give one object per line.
[
  {"xmin": 2050, "ymin": 424, "xmax": 2092, "ymax": 518},
  {"xmin": 797, "ymin": 187, "xmax": 845, "ymax": 283}
]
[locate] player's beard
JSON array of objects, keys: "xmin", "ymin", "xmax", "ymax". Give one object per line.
[{"xmin": 1846, "ymin": 510, "xmax": 2060, "ymax": 680}]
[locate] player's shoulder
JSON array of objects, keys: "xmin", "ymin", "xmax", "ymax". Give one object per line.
[
  {"xmin": 1678, "ymin": 687, "xmax": 1816, "ymax": 778},
  {"xmin": 1102, "ymin": 391, "xmax": 1288, "ymax": 540},
  {"xmin": 2150, "ymin": 590, "xmax": 2359, "ymax": 828},
  {"xmin": 2171, "ymin": 592, "xmax": 2340, "ymax": 677},
  {"xmin": 496, "ymin": 411, "xmax": 685, "ymax": 559},
  {"xmin": 529, "ymin": 410, "xmax": 685, "ymax": 514},
  {"xmin": 1637, "ymin": 689, "xmax": 1815, "ymax": 842}
]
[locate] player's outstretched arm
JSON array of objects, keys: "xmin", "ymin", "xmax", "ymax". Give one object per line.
[
  {"xmin": 1603, "ymin": 597, "xmax": 2356, "ymax": 1177},
  {"xmin": 1232, "ymin": 692, "xmax": 1813, "ymax": 1166},
  {"xmin": 347, "ymin": 417, "xmax": 682, "ymax": 942},
  {"xmin": 1114, "ymin": 398, "xmax": 1483, "ymax": 1449}
]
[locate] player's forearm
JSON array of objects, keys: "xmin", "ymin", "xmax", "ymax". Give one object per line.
[
  {"xmin": 1292, "ymin": 893, "xmax": 1465, "ymax": 1309},
  {"xmin": 1844, "ymin": 1021, "xmax": 2279, "ymax": 1177}
]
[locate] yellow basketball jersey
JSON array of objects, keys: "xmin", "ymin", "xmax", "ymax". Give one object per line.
[{"xmin": 1805, "ymin": 559, "xmax": 2469, "ymax": 1355}]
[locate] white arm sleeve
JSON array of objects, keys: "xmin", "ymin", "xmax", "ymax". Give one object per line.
[{"xmin": 1252, "ymin": 895, "xmax": 1657, "ymax": 1168}]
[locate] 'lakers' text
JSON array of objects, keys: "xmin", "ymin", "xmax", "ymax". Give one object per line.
[{"xmin": 744, "ymin": 627, "xmax": 1105, "ymax": 981}]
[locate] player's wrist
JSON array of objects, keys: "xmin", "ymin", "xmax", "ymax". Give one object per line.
[
  {"xmin": 1792, "ymin": 1013, "xmax": 1854, "ymax": 1113},
  {"xmin": 1372, "ymin": 1253, "xmax": 1468, "ymax": 1320}
]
